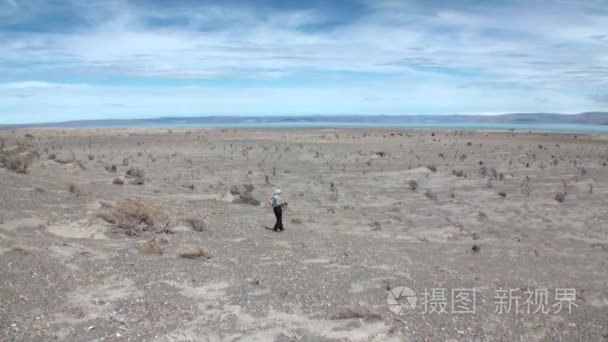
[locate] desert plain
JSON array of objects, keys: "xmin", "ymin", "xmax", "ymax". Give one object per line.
[{"xmin": 0, "ymin": 128, "xmax": 607, "ymax": 341}]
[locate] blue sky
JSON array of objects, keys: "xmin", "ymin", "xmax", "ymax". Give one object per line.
[{"xmin": 0, "ymin": 0, "xmax": 607, "ymax": 124}]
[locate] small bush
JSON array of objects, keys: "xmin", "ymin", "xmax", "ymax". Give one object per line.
[
  {"xmin": 140, "ymin": 237, "xmax": 167, "ymax": 255},
  {"xmin": 68, "ymin": 182, "xmax": 87, "ymax": 196},
  {"xmin": 113, "ymin": 176, "xmax": 125, "ymax": 185},
  {"xmin": 555, "ymin": 191, "xmax": 567, "ymax": 203},
  {"xmin": 0, "ymin": 144, "xmax": 38, "ymax": 174},
  {"xmin": 408, "ymin": 180, "xmax": 418, "ymax": 191},
  {"xmin": 229, "ymin": 185, "xmax": 240, "ymax": 195},
  {"xmin": 452, "ymin": 169, "xmax": 464, "ymax": 177},
  {"xmin": 88, "ymin": 154, "xmax": 95, "ymax": 161},
  {"xmin": 479, "ymin": 166, "xmax": 488, "ymax": 177},
  {"xmin": 424, "ymin": 189, "xmax": 437, "ymax": 201},
  {"xmin": 105, "ymin": 164, "xmax": 117, "ymax": 173},
  {"xmin": 233, "ymin": 184, "xmax": 260, "ymax": 205},
  {"xmin": 178, "ymin": 244, "xmax": 211, "ymax": 259},
  {"xmin": 96, "ymin": 198, "xmax": 170, "ymax": 236},
  {"xmin": 126, "ymin": 167, "xmax": 145, "ymax": 185},
  {"xmin": 427, "ymin": 165, "xmax": 437, "ymax": 172},
  {"xmin": 332, "ymin": 305, "xmax": 381, "ymax": 321},
  {"xmin": 183, "ymin": 214, "xmax": 207, "ymax": 231}
]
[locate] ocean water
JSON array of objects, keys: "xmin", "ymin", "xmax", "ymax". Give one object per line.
[{"xmin": 134, "ymin": 121, "xmax": 608, "ymax": 133}]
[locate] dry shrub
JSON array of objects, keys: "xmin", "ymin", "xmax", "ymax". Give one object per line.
[
  {"xmin": 452, "ymin": 169, "xmax": 464, "ymax": 177},
  {"xmin": 140, "ymin": 237, "xmax": 167, "ymax": 255},
  {"xmin": 55, "ymin": 153, "xmax": 87, "ymax": 170},
  {"xmin": 183, "ymin": 214, "xmax": 207, "ymax": 231},
  {"xmin": 12, "ymin": 243, "xmax": 42, "ymax": 255},
  {"xmin": 68, "ymin": 182, "xmax": 87, "ymax": 196},
  {"xmin": 290, "ymin": 217, "xmax": 303, "ymax": 225},
  {"xmin": 479, "ymin": 165, "xmax": 488, "ymax": 177},
  {"xmin": 113, "ymin": 176, "xmax": 125, "ymax": 185},
  {"xmin": 232, "ymin": 184, "xmax": 260, "ymax": 205},
  {"xmin": 408, "ymin": 180, "xmax": 418, "ymax": 191},
  {"xmin": 34, "ymin": 186, "xmax": 47, "ymax": 193},
  {"xmin": 0, "ymin": 144, "xmax": 38, "ymax": 174},
  {"xmin": 424, "ymin": 189, "xmax": 437, "ymax": 201},
  {"xmin": 555, "ymin": 191, "xmax": 567, "ymax": 203},
  {"xmin": 178, "ymin": 244, "xmax": 211, "ymax": 259},
  {"xmin": 332, "ymin": 305, "xmax": 381, "ymax": 321},
  {"xmin": 229, "ymin": 185, "xmax": 240, "ymax": 195},
  {"xmin": 126, "ymin": 167, "xmax": 145, "ymax": 185},
  {"xmin": 427, "ymin": 165, "xmax": 437, "ymax": 172},
  {"xmin": 96, "ymin": 198, "xmax": 170, "ymax": 236}
]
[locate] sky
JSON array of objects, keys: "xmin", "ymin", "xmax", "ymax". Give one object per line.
[{"xmin": 0, "ymin": 0, "xmax": 607, "ymax": 124}]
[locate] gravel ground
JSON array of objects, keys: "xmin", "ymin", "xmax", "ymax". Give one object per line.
[{"xmin": 0, "ymin": 128, "xmax": 607, "ymax": 341}]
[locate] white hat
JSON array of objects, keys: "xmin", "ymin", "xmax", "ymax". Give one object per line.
[{"xmin": 274, "ymin": 189, "xmax": 282, "ymax": 194}]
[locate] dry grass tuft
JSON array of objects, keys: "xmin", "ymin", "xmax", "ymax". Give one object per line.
[
  {"xmin": 232, "ymin": 184, "xmax": 260, "ymax": 205},
  {"xmin": 408, "ymin": 180, "xmax": 418, "ymax": 191},
  {"xmin": 424, "ymin": 189, "xmax": 437, "ymax": 201},
  {"xmin": 0, "ymin": 143, "xmax": 39, "ymax": 174},
  {"xmin": 96, "ymin": 198, "xmax": 171, "ymax": 236},
  {"xmin": 182, "ymin": 214, "xmax": 207, "ymax": 231},
  {"xmin": 555, "ymin": 191, "xmax": 567, "ymax": 203},
  {"xmin": 55, "ymin": 152, "xmax": 87, "ymax": 170},
  {"xmin": 112, "ymin": 176, "xmax": 125, "ymax": 185},
  {"xmin": 68, "ymin": 182, "xmax": 87, "ymax": 196},
  {"xmin": 12, "ymin": 243, "xmax": 42, "ymax": 255},
  {"xmin": 332, "ymin": 305, "xmax": 382, "ymax": 321},
  {"xmin": 178, "ymin": 244, "xmax": 211, "ymax": 259},
  {"xmin": 140, "ymin": 237, "xmax": 167, "ymax": 255},
  {"xmin": 126, "ymin": 167, "xmax": 145, "ymax": 185}
]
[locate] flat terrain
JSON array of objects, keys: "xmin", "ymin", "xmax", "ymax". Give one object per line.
[{"xmin": 0, "ymin": 128, "xmax": 607, "ymax": 341}]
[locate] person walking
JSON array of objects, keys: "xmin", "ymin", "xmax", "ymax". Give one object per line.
[{"xmin": 268, "ymin": 189, "xmax": 287, "ymax": 232}]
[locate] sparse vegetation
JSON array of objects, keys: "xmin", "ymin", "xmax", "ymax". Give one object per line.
[
  {"xmin": 178, "ymin": 244, "xmax": 211, "ymax": 259},
  {"xmin": 232, "ymin": 184, "xmax": 260, "ymax": 205},
  {"xmin": 113, "ymin": 176, "xmax": 125, "ymax": 185},
  {"xmin": 332, "ymin": 305, "xmax": 381, "ymax": 321},
  {"xmin": 96, "ymin": 198, "xmax": 171, "ymax": 236},
  {"xmin": 408, "ymin": 180, "xmax": 418, "ymax": 191},
  {"xmin": 0, "ymin": 143, "xmax": 39, "ymax": 173},
  {"xmin": 424, "ymin": 189, "xmax": 437, "ymax": 200},
  {"xmin": 126, "ymin": 167, "xmax": 145, "ymax": 185},
  {"xmin": 452, "ymin": 169, "xmax": 464, "ymax": 177},
  {"xmin": 182, "ymin": 214, "xmax": 207, "ymax": 231},
  {"xmin": 68, "ymin": 182, "xmax": 87, "ymax": 196},
  {"xmin": 140, "ymin": 237, "xmax": 167, "ymax": 255},
  {"xmin": 329, "ymin": 181, "xmax": 339, "ymax": 201}
]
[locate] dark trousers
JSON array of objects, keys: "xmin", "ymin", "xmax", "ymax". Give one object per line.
[{"xmin": 273, "ymin": 206, "xmax": 283, "ymax": 231}]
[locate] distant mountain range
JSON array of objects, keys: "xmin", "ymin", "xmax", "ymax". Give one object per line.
[{"xmin": 2, "ymin": 112, "xmax": 608, "ymax": 128}]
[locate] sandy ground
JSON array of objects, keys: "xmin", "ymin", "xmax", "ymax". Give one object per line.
[{"xmin": 0, "ymin": 128, "xmax": 607, "ymax": 341}]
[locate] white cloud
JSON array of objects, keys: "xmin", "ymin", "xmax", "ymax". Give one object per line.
[{"xmin": 0, "ymin": 0, "xmax": 606, "ymax": 121}]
